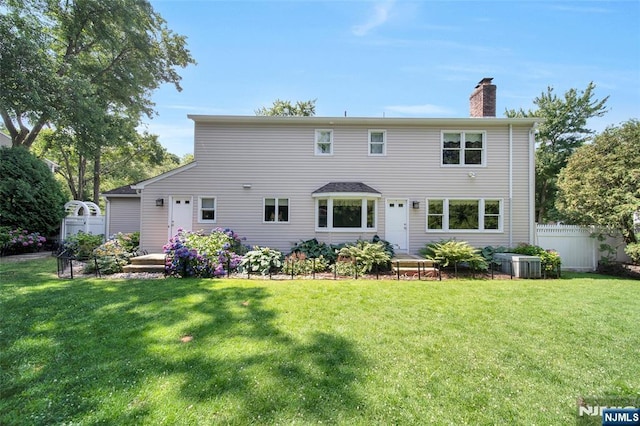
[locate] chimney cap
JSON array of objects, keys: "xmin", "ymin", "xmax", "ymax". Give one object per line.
[{"xmin": 475, "ymin": 77, "xmax": 494, "ymax": 88}]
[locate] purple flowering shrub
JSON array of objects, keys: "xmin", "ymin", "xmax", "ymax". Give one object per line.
[
  {"xmin": 0, "ymin": 227, "xmax": 47, "ymax": 256},
  {"xmin": 163, "ymin": 228, "xmax": 246, "ymax": 278}
]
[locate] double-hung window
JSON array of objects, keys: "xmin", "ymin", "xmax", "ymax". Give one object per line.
[
  {"xmin": 369, "ymin": 130, "xmax": 386, "ymax": 156},
  {"xmin": 442, "ymin": 131, "xmax": 485, "ymax": 166},
  {"xmin": 426, "ymin": 198, "xmax": 502, "ymax": 232},
  {"xmin": 198, "ymin": 196, "xmax": 216, "ymax": 223},
  {"xmin": 315, "ymin": 198, "xmax": 377, "ymax": 231},
  {"xmin": 264, "ymin": 198, "xmax": 289, "ymax": 223},
  {"xmin": 315, "ymin": 129, "xmax": 333, "ymax": 155}
]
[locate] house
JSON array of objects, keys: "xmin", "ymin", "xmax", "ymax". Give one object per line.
[{"xmin": 103, "ymin": 78, "xmax": 539, "ymax": 255}]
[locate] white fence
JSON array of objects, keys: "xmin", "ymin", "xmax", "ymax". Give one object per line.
[{"xmin": 535, "ymin": 224, "xmax": 629, "ymax": 271}]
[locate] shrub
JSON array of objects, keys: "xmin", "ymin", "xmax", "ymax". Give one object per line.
[
  {"xmin": 282, "ymin": 252, "xmax": 329, "ymax": 275},
  {"xmin": 84, "ymin": 232, "xmax": 140, "ymax": 275},
  {"xmin": 289, "ymin": 238, "xmax": 336, "ymax": 262},
  {"xmin": 423, "ymin": 240, "xmax": 487, "ymax": 276},
  {"xmin": 163, "ymin": 228, "xmax": 244, "ymax": 278},
  {"xmin": 61, "ymin": 232, "xmax": 104, "ymax": 260},
  {"xmin": 511, "ymin": 243, "xmax": 562, "ymax": 273},
  {"xmin": 240, "ymin": 246, "xmax": 283, "ymax": 275},
  {"xmin": 624, "ymin": 242, "xmax": 640, "ymax": 264},
  {"xmin": 0, "ymin": 147, "xmax": 66, "ymax": 236},
  {"xmin": 337, "ymin": 240, "xmax": 391, "ymax": 275},
  {"xmin": 0, "ymin": 227, "xmax": 47, "ymax": 256}
]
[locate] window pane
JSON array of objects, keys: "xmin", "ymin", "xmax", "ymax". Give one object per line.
[
  {"xmin": 370, "ymin": 143, "xmax": 384, "ymax": 154},
  {"xmin": 485, "ymin": 216, "xmax": 499, "ymax": 230},
  {"xmin": 443, "ymin": 133, "xmax": 461, "ymax": 148},
  {"xmin": 448, "ymin": 200, "xmax": 479, "ymax": 230},
  {"xmin": 367, "ymin": 200, "xmax": 375, "ymax": 228},
  {"xmin": 201, "ymin": 210, "xmax": 215, "ymax": 220},
  {"xmin": 485, "ymin": 200, "xmax": 500, "ymax": 215},
  {"xmin": 370, "ymin": 132, "xmax": 384, "ymax": 142},
  {"xmin": 464, "ymin": 150, "xmax": 482, "ymax": 164},
  {"xmin": 465, "ymin": 133, "xmax": 483, "ymax": 148},
  {"xmin": 428, "ymin": 200, "xmax": 443, "ymax": 214},
  {"xmin": 428, "ymin": 216, "xmax": 443, "ymax": 229},
  {"xmin": 265, "ymin": 198, "xmax": 276, "ymax": 222},
  {"xmin": 333, "ymin": 199, "xmax": 362, "ymax": 228},
  {"xmin": 317, "ymin": 131, "xmax": 331, "ymax": 142},
  {"xmin": 278, "ymin": 198, "xmax": 289, "ymax": 222},
  {"xmin": 317, "ymin": 143, "xmax": 331, "ymax": 154},
  {"xmin": 201, "ymin": 198, "xmax": 215, "ymax": 209},
  {"xmin": 443, "ymin": 150, "xmax": 460, "ymax": 164},
  {"xmin": 318, "ymin": 199, "xmax": 327, "ymax": 228}
]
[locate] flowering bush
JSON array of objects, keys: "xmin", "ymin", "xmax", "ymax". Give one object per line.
[
  {"xmin": 84, "ymin": 232, "xmax": 140, "ymax": 275},
  {"xmin": 0, "ymin": 227, "xmax": 47, "ymax": 256},
  {"xmin": 163, "ymin": 228, "xmax": 245, "ymax": 278}
]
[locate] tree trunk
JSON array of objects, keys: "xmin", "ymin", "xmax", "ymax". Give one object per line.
[{"xmin": 93, "ymin": 151, "xmax": 101, "ymax": 204}]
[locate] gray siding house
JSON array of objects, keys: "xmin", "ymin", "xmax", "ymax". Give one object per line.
[{"xmin": 104, "ymin": 79, "xmax": 539, "ymax": 254}]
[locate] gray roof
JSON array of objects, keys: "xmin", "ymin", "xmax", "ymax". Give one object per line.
[
  {"xmin": 312, "ymin": 182, "xmax": 381, "ymax": 195},
  {"xmin": 102, "ymin": 184, "xmax": 138, "ymax": 196}
]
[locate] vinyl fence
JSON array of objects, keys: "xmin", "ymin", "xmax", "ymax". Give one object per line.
[{"xmin": 535, "ymin": 224, "xmax": 629, "ymax": 271}]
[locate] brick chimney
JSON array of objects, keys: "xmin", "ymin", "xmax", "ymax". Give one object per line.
[{"xmin": 470, "ymin": 77, "xmax": 496, "ymax": 117}]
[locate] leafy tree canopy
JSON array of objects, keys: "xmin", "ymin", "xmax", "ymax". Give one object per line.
[
  {"xmin": 556, "ymin": 119, "xmax": 640, "ymax": 244},
  {"xmin": 506, "ymin": 82, "xmax": 609, "ymax": 222},
  {"xmin": 255, "ymin": 99, "xmax": 317, "ymax": 117},
  {"xmin": 0, "ymin": 147, "xmax": 66, "ymax": 235},
  {"xmin": 0, "ymin": 0, "xmax": 195, "ymax": 148}
]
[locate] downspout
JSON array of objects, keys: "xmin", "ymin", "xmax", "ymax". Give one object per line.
[
  {"xmin": 528, "ymin": 124, "xmax": 537, "ymax": 244},
  {"xmin": 509, "ymin": 124, "xmax": 513, "ymax": 247},
  {"xmin": 104, "ymin": 197, "xmax": 111, "ymax": 238}
]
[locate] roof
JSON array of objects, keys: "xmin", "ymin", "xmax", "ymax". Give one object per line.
[
  {"xmin": 101, "ymin": 184, "xmax": 139, "ymax": 197},
  {"xmin": 188, "ymin": 115, "xmax": 540, "ymax": 127},
  {"xmin": 312, "ymin": 182, "xmax": 382, "ymax": 197}
]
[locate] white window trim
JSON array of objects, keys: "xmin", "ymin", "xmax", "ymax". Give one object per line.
[
  {"xmin": 314, "ymin": 196, "xmax": 378, "ymax": 232},
  {"xmin": 440, "ymin": 130, "xmax": 487, "ymax": 167},
  {"xmin": 425, "ymin": 198, "xmax": 503, "ymax": 233},
  {"xmin": 315, "ymin": 129, "xmax": 333, "ymax": 156},
  {"xmin": 197, "ymin": 196, "xmax": 217, "ymax": 224},
  {"xmin": 368, "ymin": 129, "xmax": 386, "ymax": 156},
  {"xmin": 263, "ymin": 197, "xmax": 290, "ymax": 224}
]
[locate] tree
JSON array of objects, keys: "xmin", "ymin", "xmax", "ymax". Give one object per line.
[
  {"xmin": 0, "ymin": 0, "xmax": 194, "ymax": 201},
  {"xmin": 255, "ymin": 99, "xmax": 317, "ymax": 116},
  {"xmin": 0, "ymin": 147, "xmax": 66, "ymax": 236},
  {"xmin": 506, "ymin": 83, "xmax": 609, "ymax": 222},
  {"xmin": 32, "ymin": 130, "xmax": 182, "ymax": 200},
  {"xmin": 556, "ymin": 119, "xmax": 640, "ymax": 244}
]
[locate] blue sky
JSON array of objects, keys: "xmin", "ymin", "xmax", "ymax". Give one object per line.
[{"xmin": 145, "ymin": 0, "xmax": 640, "ymax": 156}]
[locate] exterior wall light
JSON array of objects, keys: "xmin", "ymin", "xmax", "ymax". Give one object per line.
[
  {"xmin": 155, "ymin": 198, "xmax": 164, "ymax": 207},
  {"xmin": 412, "ymin": 201, "xmax": 420, "ymax": 209},
  {"xmin": 468, "ymin": 171, "xmax": 477, "ymax": 179},
  {"xmin": 243, "ymin": 184, "xmax": 252, "ymax": 189}
]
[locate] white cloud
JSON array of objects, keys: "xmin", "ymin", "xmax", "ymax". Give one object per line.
[
  {"xmin": 352, "ymin": 1, "xmax": 395, "ymax": 37},
  {"xmin": 385, "ymin": 104, "xmax": 454, "ymax": 116}
]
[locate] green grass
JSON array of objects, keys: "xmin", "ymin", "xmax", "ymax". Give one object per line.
[{"xmin": 1, "ymin": 258, "xmax": 639, "ymax": 425}]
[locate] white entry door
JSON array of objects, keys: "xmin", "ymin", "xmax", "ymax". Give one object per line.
[
  {"xmin": 385, "ymin": 199, "xmax": 408, "ymax": 252},
  {"xmin": 169, "ymin": 196, "xmax": 193, "ymax": 237}
]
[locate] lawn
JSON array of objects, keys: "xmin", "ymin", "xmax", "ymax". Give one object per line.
[{"xmin": 1, "ymin": 257, "xmax": 638, "ymax": 425}]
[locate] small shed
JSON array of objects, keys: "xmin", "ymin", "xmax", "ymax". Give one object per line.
[{"xmin": 60, "ymin": 200, "xmax": 106, "ymax": 241}]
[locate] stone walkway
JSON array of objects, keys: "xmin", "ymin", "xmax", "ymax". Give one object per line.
[{"xmin": 0, "ymin": 251, "xmax": 54, "ymax": 263}]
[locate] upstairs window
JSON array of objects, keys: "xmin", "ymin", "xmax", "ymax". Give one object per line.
[
  {"xmin": 198, "ymin": 197, "xmax": 216, "ymax": 223},
  {"xmin": 369, "ymin": 130, "xmax": 386, "ymax": 156},
  {"xmin": 264, "ymin": 198, "xmax": 289, "ymax": 223},
  {"xmin": 315, "ymin": 129, "xmax": 333, "ymax": 155},
  {"xmin": 442, "ymin": 131, "xmax": 485, "ymax": 166}
]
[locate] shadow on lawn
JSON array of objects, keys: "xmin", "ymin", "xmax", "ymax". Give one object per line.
[{"xmin": 0, "ymin": 269, "xmax": 367, "ymax": 424}]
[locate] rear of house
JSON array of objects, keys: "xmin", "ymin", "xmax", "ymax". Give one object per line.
[{"xmin": 107, "ymin": 79, "xmax": 539, "ymax": 255}]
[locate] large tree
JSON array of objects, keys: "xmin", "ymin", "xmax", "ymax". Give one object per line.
[
  {"xmin": 32, "ymin": 129, "xmax": 182, "ymax": 201},
  {"xmin": 0, "ymin": 0, "xmax": 194, "ymax": 201},
  {"xmin": 556, "ymin": 119, "xmax": 640, "ymax": 244},
  {"xmin": 255, "ymin": 99, "xmax": 317, "ymax": 117},
  {"xmin": 506, "ymin": 83, "xmax": 609, "ymax": 223}
]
